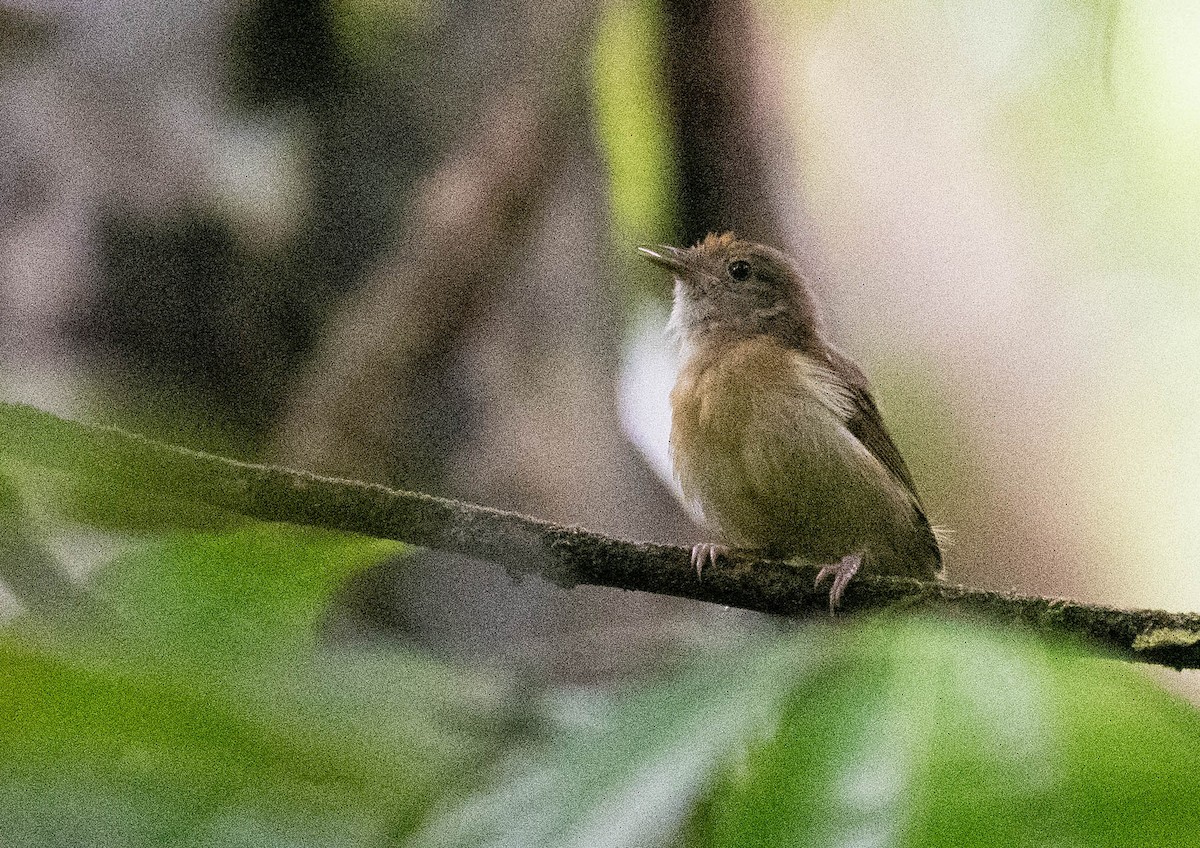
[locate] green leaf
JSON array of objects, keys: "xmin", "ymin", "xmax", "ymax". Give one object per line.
[
  {"xmin": 0, "ymin": 634, "xmax": 505, "ymax": 847},
  {"xmin": 86, "ymin": 525, "xmax": 401, "ymax": 666},
  {"xmin": 703, "ymin": 618, "xmax": 1200, "ymax": 847},
  {"xmin": 0, "ymin": 524, "xmax": 510, "ymax": 846},
  {"xmin": 591, "ymin": 0, "xmax": 677, "ymax": 244},
  {"xmin": 416, "ymin": 617, "xmax": 1200, "ymax": 848},
  {"xmin": 410, "ymin": 635, "xmax": 825, "ymax": 848},
  {"xmin": 0, "ymin": 401, "xmax": 241, "ymax": 533},
  {"xmin": 0, "ymin": 470, "xmax": 86, "ymax": 615}
]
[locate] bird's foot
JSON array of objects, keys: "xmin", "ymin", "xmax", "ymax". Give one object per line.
[
  {"xmin": 814, "ymin": 553, "xmax": 862, "ymax": 615},
  {"xmin": 690, "ymin": 543, "xmax": 729, "ymax": 580}
]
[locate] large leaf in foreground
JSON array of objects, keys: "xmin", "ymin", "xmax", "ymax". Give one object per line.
[
  {"xmin": 87, "ymin": 525, "xmax": 399, "ymax": 665},
  {"xmin": 0, "ymin": 635, "xmax": 503, "ymax": 847},
  {"xmin": 411, "ymin": 634, "xmax": 822, "ymax": 848},
  {"xmin": 704, "ymin": 618, "xmax": 1200, "ymax": 847},
  {"xmin": 416, "ymin": 617, "xmax": 1200, "ymax": 847},
  {"xmin": 0, "ymin": 526, "xmax": 509, "ymax": 847}
]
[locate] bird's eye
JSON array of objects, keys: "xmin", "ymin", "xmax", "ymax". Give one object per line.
[{"xmin": 727, "ymin": 259, "xmax": 752, "ymax": 281}]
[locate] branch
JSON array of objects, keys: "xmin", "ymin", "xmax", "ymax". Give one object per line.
[{"xmin": 3, "ymin": 402, "xmax": 1199, "ymax": 669}]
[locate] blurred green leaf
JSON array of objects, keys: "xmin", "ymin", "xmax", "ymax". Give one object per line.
[
  {"xmin": 0, "ymin": 470, "xmax": 86, "ymax": 616},
  {"xmin": 417, "ymin": 617, "xmax": 1200, "ymax": 847},
  {"xmin": 0, "ymin": 634, "xmax": 503, "ymax": 847},
  {"xmin": 703, "ymin": 618, "xmax": 1200, "ymax": 847},
  {"xmin": 87, "ymin": 526, "xmax": 401, "ymax": 667},
  {"xmin": 411, "ymin": 635, "xmax": 823, "ymax": 848},
  {"xmin": 0, "ymin": 400, "xmax": 242, "ymax": 534},
  {"xmin": 0, "ymin": 524, "xmax": 510, "ymax": 847},
  {"xmin": 591, "ymin": 0, "xmax": 677, "ymax": 245}
]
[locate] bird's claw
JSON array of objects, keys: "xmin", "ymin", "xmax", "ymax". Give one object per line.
[
  {"xmin": 690, "ymin": 543, "xmax": 729, "ymax": 580},
  {"xmin": 814, "ymin": 553, "xmax": 862, "ymax": 615}
]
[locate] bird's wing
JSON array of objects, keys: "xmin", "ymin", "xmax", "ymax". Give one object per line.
[
  {"xmin": 821, "ymin": 347, "xmax": 918, "ymax": 497},
  {"xmin": 822, "ymin": 346, "xmax": 942, "ymax": 568}
]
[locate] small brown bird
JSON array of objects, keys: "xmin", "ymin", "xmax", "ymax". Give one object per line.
[{"xmin": 639, "ymin": 232, "xmax": 941, "ymax": 610}]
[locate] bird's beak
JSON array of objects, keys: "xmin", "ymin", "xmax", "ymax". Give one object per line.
[{"xmin": 637, "ymin": 244, "xmax": 691, "ymax": 274}]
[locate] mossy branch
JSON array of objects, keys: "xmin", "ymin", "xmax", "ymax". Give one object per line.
[{"xmin": 2, "ymin": 402, "xmax": 1199, "ymax": 669}]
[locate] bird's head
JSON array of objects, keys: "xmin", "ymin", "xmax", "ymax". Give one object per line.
[{"xmin": 638, "ymin": 232, "xmax": 821, "ymax": 349}]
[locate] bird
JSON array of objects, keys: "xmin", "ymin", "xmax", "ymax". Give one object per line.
[{"xmin": 638, "ymin": 232, "xmax": 942, "ymax": 611}]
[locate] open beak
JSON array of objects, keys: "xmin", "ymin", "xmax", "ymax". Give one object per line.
[{"xmin": 636, "ymin": 244, "xmax": 691, "ymax": 274}]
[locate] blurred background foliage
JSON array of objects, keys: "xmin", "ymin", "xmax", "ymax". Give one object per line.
[{"xmin": 2, "ymin": 0, "xmax": 1200, "ymax": 843}]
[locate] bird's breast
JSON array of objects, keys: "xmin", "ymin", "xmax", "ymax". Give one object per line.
[{"xmin": 670, "ymin": 335, "xmax": 913, "ymax": 558}]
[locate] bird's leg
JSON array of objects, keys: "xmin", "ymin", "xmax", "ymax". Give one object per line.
[
  {"xmin": 814, "ymin": 553, "xmax": 862, "ymax": 615},
  {"xmin": 689, "ymin": 543, "xmax": 730, "ymax": 580}
]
